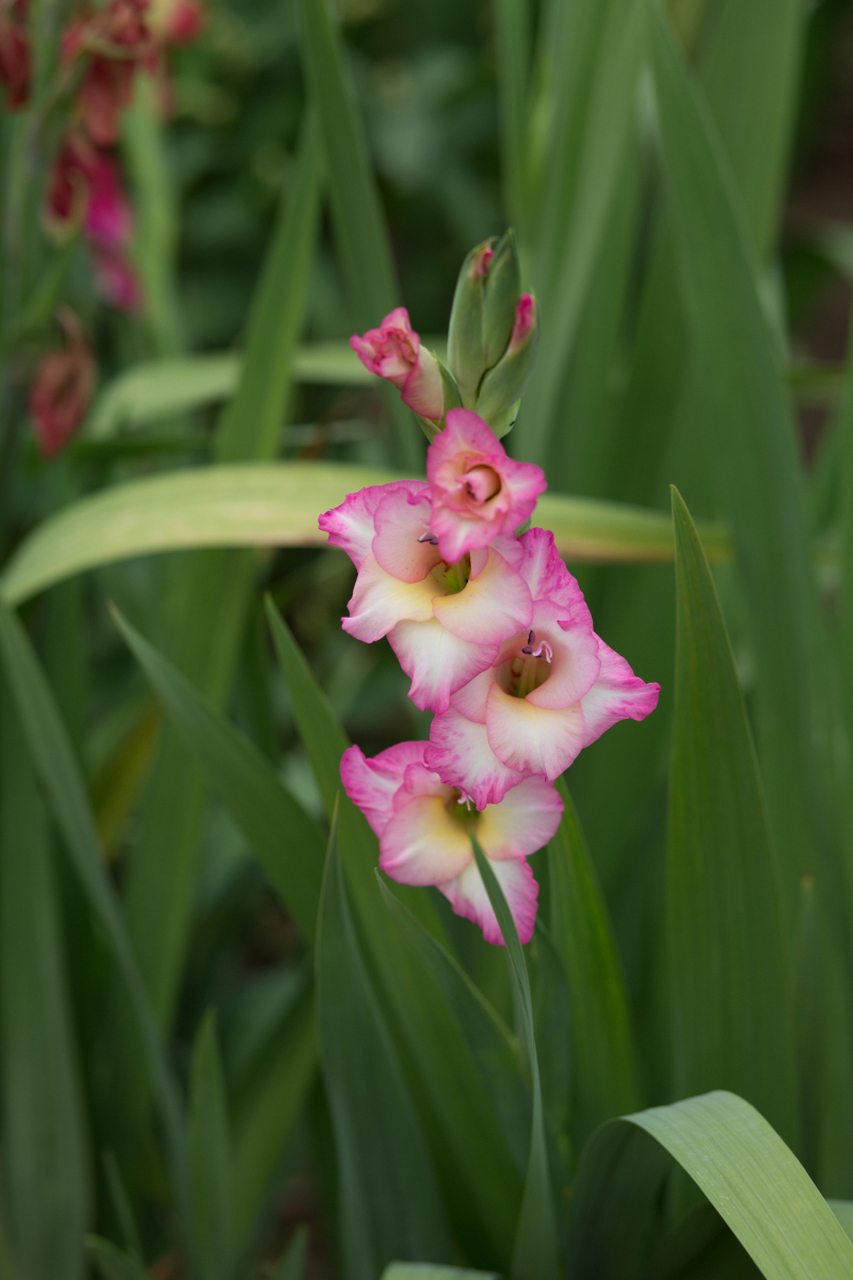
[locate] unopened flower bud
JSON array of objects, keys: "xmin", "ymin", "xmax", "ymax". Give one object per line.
[
  {"xmin": 473, "ymin": 294, "xmax": 538, "ymax": 437},
  {"xmin": 482, "ymin": 228, "xmax": 521, "ymax": 370},
  {"xmin": 446, "ymin": 238, "xmax": 495, "ymax": 408},
  {"xmin": 29, "ymin": 309, "xmax": 96, "ymax": 457},
  {"xmin": 351, "ymin": 306, "xmax": 461, "ymax": 436}
]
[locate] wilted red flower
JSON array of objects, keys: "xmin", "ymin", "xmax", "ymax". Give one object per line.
[
  {"xmin": 61, "ymin": 0, "xmax": 154, "ymax": 144},
  {"xmin": 0, "ymin": 0, "xmax": 31, "ymax": 109},
  {"xmin": 29, "ymin": 309, "xmax": 97, "ymax": 457}
]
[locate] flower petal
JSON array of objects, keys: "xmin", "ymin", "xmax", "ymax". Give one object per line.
[
  {"xmin": 372, "ymin": 487, "xmax": 441, "ymax": 583},
  {"xmin": 389, "ymin": 617, "xmax": 499, "ymax": 713},
  {"xmin": 486, "ymin": 684, "xmax": 586, "ymax": 779},
  {"xmin": 476, "ymin": 776, "xmax": 564, "ymax": 859},
  {"xmin": 580, "ymin": 637, "xmax": 661, "ymax": 746},
  {"xmin": 524, "ymin": 611, "xmax": 601, "ymax": 711},
  {"xmin": 439, "ymin": 855, "xmax": 539, "ymax": 945},
  {"xmin": 518, "ymin": 528, "xmax": 587, "ymax": 614},
  {"xmin": 320, "ymin": 480, "xmax": 429, "ymax": 571},
  {"xmin": 380, "ymin": 793, "xmax": 472, "ymax": 885},
  {"xmin": 449, "ymin": 667, "xmax": 494, "ymax": 723},
  {"xmin": 402, "ymin": 345, "xmax": 444, "ymax": 420},
  {"xmin": 343, "ymin": 553, "xmax": 436, "ymax": 643},
  {"xmin": 339, "ymin": 741, "xmax": 427, "ymax": 837},
  {"xmin": 426, "ymin": 709, "xmax": 527, "ymax": 808},
  {"xmin": 433, "ymin": 547, "xmax": 532, "ymax": 644}
]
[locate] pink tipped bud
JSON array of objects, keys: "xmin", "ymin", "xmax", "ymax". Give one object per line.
[
  {"xmin": 470, "ymin": 241, "xmax": 495, "ymax": 281},
  {"xmin": 351, "ymin": 307, "xmax": 444, "ymax": 422},
  {"xmin": 509, "ymin": 294, "xmax": 535, "ymax": 352}
]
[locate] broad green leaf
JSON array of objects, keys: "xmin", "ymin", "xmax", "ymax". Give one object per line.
[
  {"xmin": 382, "ymin": 1268, "xmax": 498, "ymax": 1280},
  {"xmin": 230, "ymin": 989, "xmax": 316, "ymax": 1246},
  {"xmin": 469, "ymin": 838, "xmax": 559, "ymax": 1280},
  {"xmin": 189, "ymin": 1011, "xmax": 233, "ymax": 1280},
  {"xmin": 494, "ymin": 0, "xmax": 531, "ymax": 234},
  {"xmin": 0, "ymin": 601, "xmax": 192, "ymax": 1244},
  {"xmin": 295, "ymin": 0, "xmax": 420, "ymax": 470},
  {"xmin": 548, "ymin": 779, "xmax": 641, "ymax": 1145},
  {"xmin": 669, "ymin": 489, "xmax": 797, "ymax": 1145},
  {"xmin": 265, "ymin": 602, "xmax": 523, "ymax": 1264},
  {"xmin": 830, "ymin": 1203, "xmax": 853, "ymax": 1245},
  {"xmin": 317, "ymin": 816, "xmax": 453, "ymax": 1279},
  {"xmin": 376, "ymin": 871, "xmax": 529, "ymax": 1170},
  {"xmin": 111, "ymin": 608, "xmax": 324, "ymax": 943},
  {"xmin": 650, "ymin": 0, "xmax": 831, "ymax": 922},
  {"xmin": 571, "ymin": 1092, "xmax": 853, "ymax": 1279},
  {"xmin": 0, "ymin": 463, "xmax": 732, "ymax": 607},
  {"xmin": 0, "ymin": 684, "xmax": 90, "ymax": 1280}
]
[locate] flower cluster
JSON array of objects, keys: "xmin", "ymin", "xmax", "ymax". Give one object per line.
[{"xmin": 323, "ymin": 243, "xmax": 659, "ymax": 945}]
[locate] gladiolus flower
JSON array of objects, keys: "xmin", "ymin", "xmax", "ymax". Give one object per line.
[
  {"xmin": 426, "ymin": 408, "xmax": 546, "ymax": 562},
  {"xmin": 350, "ymin": 307, "xmax": 444, "ymax": 422},
  {"xmin": 146, "ymin": 0, "xmax": 204, "ymax": 43},
  {"xmin": 319, "ymin": 480, "xmax": 534, "ymax": 714},
  {"xmin": 29, "ymin": 310, "xmax": 96, "ymax": 457},
  {"xmin": 427, "ymin": 529, "xmax": 660, "ymax": 807},
  {"xmin": 341, "ymin": 741, "xmax": 563, "ymax": 945},
  {"xmin": 0, "ymin": 0, "xmax": 30, "ymax": 110},
  {"xmin": 61, "ymin": 0, "xmax": 154, "ymax": 146}
]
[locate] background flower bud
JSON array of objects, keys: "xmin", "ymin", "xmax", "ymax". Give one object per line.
[
  {"xmin": 29, "ymin": 309, "xmax": 97, "ymax": 457},
  {"xmin": 473, "ymin": 294, "xmax": 538, "ymax": 437}
]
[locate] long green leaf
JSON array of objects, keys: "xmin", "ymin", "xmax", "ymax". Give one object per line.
[
  {"xmin": 0, "ymin": 464, "xmax": 733, "ymax": 607},
  {"xmin": 0, "ymin": 602, "xmax": 192, "ymax": 1246},
  {"xmin": 669, "ymin": 488, "xmax": 797, "ymax": 1143},
  {"xmin": 295, "ymin": 0, "xmax": 419, "ymax": 470},
  {"xmin": 650, "ymin": 0, "xmax": 830, "ymax": 921},
  {"xmin": 111, "ymin": 608, "xmax": 324, "ymax": 943},
  {"xmin": 317, "ymin": 814, "xmax": 453, "ymax": 1279},
  {"xmin": 469, "ymin": 838, "xmax": 559, "ymax": 1280},
  {"xmin": 0, "ymin": 684, "xmax": 90, "ymax": 1280},
  {"xmin": 548, "ymin": 779, "xmax": 641, "ymax": 1145},
  {"xmin": 382, "ymin": 1269, "xmax": 498, "ymax": 1280},
  {"xmin": 189, "ymin": 1011, "xmax": 233, "ymax": 1280},
  {"xmin": 265, "ymin": 602, "xmax": 523, "ymax": 1265},
  {"xmin": 571, "ymin": 1092, "xmax": 853, "ymax": 1280}
]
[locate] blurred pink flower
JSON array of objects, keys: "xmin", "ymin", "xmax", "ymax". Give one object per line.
[
  {"xmin": 0, "ymin": 0, "xmax": 30, "ymax": 109},
  {"xmin": 427, "ymin": 529, "xmax": 660, "ymax": 806},
  {"xmin": 29, "ymin": 310, "xmax": 96, "ymax": 457},
  {"xmin": 146, "ymin": 0, "xmax": 204, "ymax": 43},
  {"xmin": 351, "ymin": 306, "xmax": 443, "ymax": 421},
  {"xmin": 93, "ymin": 248, "xmax": 141, "ymax": 311},
  {"xmin": 341, "ymin": 740, "xmax": 563, "ymax": 944},
  {"xmin": 319, "ymin": 481, "xmax": 533, "ymax": 713},
  {"xmin": 426, "ymin": 408, "xmax": 546, "ymax": 562}
]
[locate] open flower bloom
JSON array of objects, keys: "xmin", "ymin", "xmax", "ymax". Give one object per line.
[
  {"xmin": 427, "ymin": 409, "xmax": 546, "ymax": 562},
  {"xmin": 319, "ymin": 480, "xmax": 533, "ymax": 713},
  {"xmin": 341, "ymin": 741, "xmax": 563, "ymax": 944},
  {"xmin": 427, "ymin": 529, "xmax": 660, "ymax": 807},
  {"xmin": 350, "ymin": 307, "xmax": 443, "ymax": 422}
]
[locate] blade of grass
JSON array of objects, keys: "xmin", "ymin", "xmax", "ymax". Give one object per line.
[
  {"xmin": 317, "ymin": 809, "xmax": 453, "ymax": 1279},
  {"xmin": 189, "ymin": 1011, "xmax": 233, "ymax": 1280},
  {"xmin": 295, "ymin": 0, "xmax": 419, "ymax": 470},
  {"xmin": 0, "ymin": 601, "xmax": 193, "ymax": 1251},
  {"xmin": 494, "ymin": 0, "xmax": 531, "ymax": 235},
  {"xmin": 469, "ymin": 837, "xmax": 559, "ymax": 1280},
  {"xmin": 111, "ymin": 607, "xmax": 324, "ymax": 943},
  {"xmin": 0, "ymin": 683, "xmax": 91, "ymax": 1280},
  {"xmin": 548, "ymin": 779, "xmax": 641, "ymax": 1146},
  {"xmin": 669, "ymin": 488, "xmax": 797, "ymax": 1145}
]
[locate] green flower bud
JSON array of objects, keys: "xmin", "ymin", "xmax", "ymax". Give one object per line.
[
  {"xmin": 446, "ymin": 238, "xmax": 495, "ymax": 408},
  {"xmin": 474, "ymin": 293, "xmax": 538, "ymax": 437},
  {"xmin": 483, "ymin": 228, "xmax": 521, "ymax": 370}
]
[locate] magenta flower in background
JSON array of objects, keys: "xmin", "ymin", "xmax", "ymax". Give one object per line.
[
  {"xmin": 350, "ymin": 306, "xmax": 444, "ymax": 422},
  {"xmin": 427, "ymin": 408, "xmax": 546, "ymax": 562},
  {"xmin": 427, "ymin": 529, "xmax": 660, "ymax": 806},
  {"xmin": 340, "ymin": 741, "xmax": 563, "ymax": 944},
  {"xmin": 319, "ymin": 480, "xmax": 533, "ymax": 713}
]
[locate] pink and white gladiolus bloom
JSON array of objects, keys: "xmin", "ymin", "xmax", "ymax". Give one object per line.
[
  {"xmin": 319, "ymin": 480, "xmax": 534, "ymax": 714},
  {"xmin": 427, "ymin": 529, "xmax": 660, "ymax": 808},
  {"xmin": 427, "ymin": 408, "xmax": 546, "ymax": 562},
  {"xmin": 340, "ymin": 741, "xmax": 563, "ymax": 944},
  {"xmin": 350, "ymin": 307, "xmax": 443, "ymax": 422}
]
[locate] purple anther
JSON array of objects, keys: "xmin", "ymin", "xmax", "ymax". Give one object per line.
[
  {"xmin": 418, "ymin": 531, "xmax": 439, "ymax": 545},
  {"xmin": 522, "ymin": 630, "xmax": 552, "ymax": 663}
]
